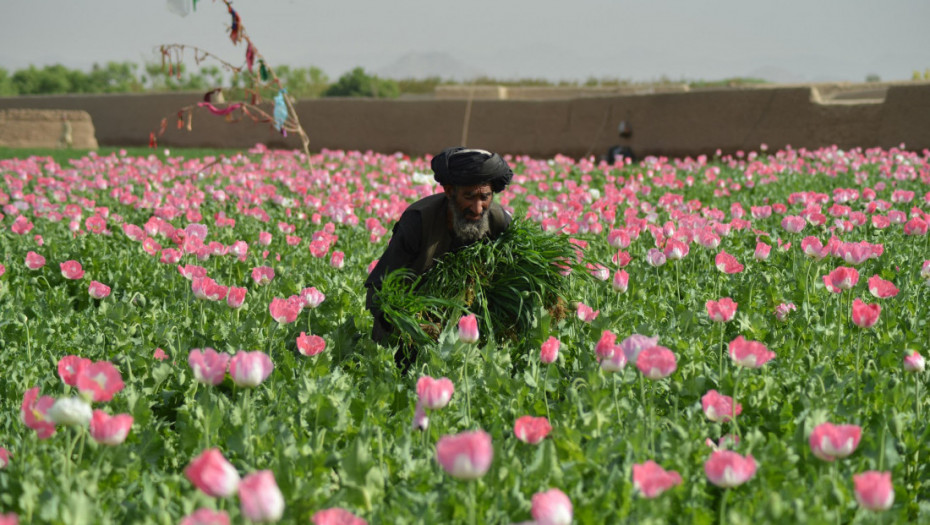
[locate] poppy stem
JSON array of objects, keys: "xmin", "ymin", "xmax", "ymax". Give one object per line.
[
  {"xmin": 468, "ymin": 480, "xmax": 477, "ymax": 525},
  {"xmin": 463, "ymin": 343, "xmax": 472, "ymax": 426},
  {"xmin": 543, "ymin": 365, "xmax": 551, "ymax": 422},
  {"xmin": 856, "ymin": 328, "xmax": 863, "ymax": 401},
  {"xmin": 612, "ymin": 373, "xmax": 622, "ymax": 425},
  {"xmin": 731, "ymin": 367, "xmax": 742, "ymax": 438},
  {"xmin": 718, "ymin": 488, "xmax": 728, "ymax": 525},
  {"xmin": 717, "ymin": 323, "xmax": 725, "ymax": 383}
]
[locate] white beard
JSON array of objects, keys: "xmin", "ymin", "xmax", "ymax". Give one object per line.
[{"xmin": 451, "ymin": 204, "xmax": 490, "ymax": 244}]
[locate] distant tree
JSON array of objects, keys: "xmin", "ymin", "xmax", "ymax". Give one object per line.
[
  {"xmin": 865, "ymin": 73, "xmax": 881, "ymax": 83},
  {"xmin": 276, "ymin": 65, "xmax": 329, "ymax": 99},
  {"xmin": 324, "ymin": 67, "xmax": 398, "ymax": 98},
  {"xmin": 0, "ymin": 68, "xmax": 16, "ymax": 95}
]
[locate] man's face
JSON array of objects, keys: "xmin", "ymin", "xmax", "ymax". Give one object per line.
[{"xmin": 446, "ymin": 184, "xmax": 493, "ymax": 243}]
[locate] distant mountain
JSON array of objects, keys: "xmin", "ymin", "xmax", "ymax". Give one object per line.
[{"xmin": 376, "ymin": 52, "xmax": 484, "ymax": 80}]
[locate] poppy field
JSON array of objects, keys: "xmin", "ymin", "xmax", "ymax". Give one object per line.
[{"xmin": 0, "ymin": 143, "xmax": 928, "ymax": 524}]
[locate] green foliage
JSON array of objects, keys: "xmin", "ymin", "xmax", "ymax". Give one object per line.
[
  {"xmin": 376, "ymin": 218, "xmax": 584, "ymax": 347},
  {"xmin": 323, "ymin": 67, "xmax": 399, "ymax": 98}
]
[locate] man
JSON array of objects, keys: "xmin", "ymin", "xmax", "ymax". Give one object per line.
[{"xmin": 365, "ymin": 147, "xmax": 514, "ymax": 346}]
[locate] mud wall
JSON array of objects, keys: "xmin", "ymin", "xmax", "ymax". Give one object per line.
[{"xmin": 1, "ymin": 83, "xmax": 928, "ymax": 159}]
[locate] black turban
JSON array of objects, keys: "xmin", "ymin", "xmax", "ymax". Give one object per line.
[{"xmin": 431, "ymin": 147, "xmax": 513, "ymax": 193}]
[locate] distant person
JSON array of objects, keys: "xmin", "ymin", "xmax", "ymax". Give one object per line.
[
  {"xmin": 58, "ymin": 115, "xmax": 73, "ymax": 149},
  {"xmin": 603, "ymin": 120, "xmax": 635, "ymax": 164}
]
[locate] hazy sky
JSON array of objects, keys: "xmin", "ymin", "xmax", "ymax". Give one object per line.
[{"xmin": 2, "ymin": 0, "xmax": 928, "ymax": 83}]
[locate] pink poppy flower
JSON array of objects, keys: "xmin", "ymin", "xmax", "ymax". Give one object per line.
[
  {"xmin": 706, "ymin": 297, "xmax": 738, "ymax": 322},
  {"xmin": 309, "ymin": 239, "xmax": 330, "ymax": 258},
  {"xmin": 701, "ymin": 390, "xmax": 742, "ymax": 423},
  {"xmin": 457, "ymin": 314, "xmax": 479, "ymax": 344},
  {"xmin": 11, "ymin": 215, "xmax": 33, "ymax": 235},
  {"xmin": 853, "ymin": 471, "xmax": 894, "ymax": 511},
  {"xmin": 188, "ymin": 348, "xmax": 230, "ymax": 385},
  {"xmin": 645, "ymin": 248, "xmax": 667, "ymax": 267},
  {"xmin": 58, "ymin": 355, "xmax": 92, "ymax": 386},
  {"xmin": 903, "ymin": 350, "xmax": 925, "ymax": 373},
  {"xmin": 664, "ymin": 239, "xmax": 689, "ymax": 261},
  {"xmin": 229, "ymin": 351, "xmax": 274, "ymax": 388},
  {"xmin": 0, "ymin": 447, "xmax": 9, "ymax": 469},
  {"xmin": 89, "ymin": 410, "xmax": 133, "ymax": 446},
  {"xmin": 227, "ymin": 286, "xmax": 247, "ymax": 309},
  {"xmin": 576, "ymin": 303, "xmax": 599, "ymax": 323},
  {"xmin": 540, "ymin": 336, "xmax": 560, "ymax": 364},
  {"xmin": 612, "ymin": 250, "xmax": 632, "ymax": 267},
  {"xmin": 88, "ymin": 281, "xmax": 111, "ymax": 299},
  {"xmin": 192, "ymin": 277, "xmax": 228, "ymax": 302},
  {"xmin": 0, "ymin": 263, "xmax": 4, "ymax": 277},
  {"xmin": 607, "ymin": 229, "xmax": 631, "ymax": 248},
  {"xmin": 921, "ymin": 260, "xmax": 930, "ymax": 280},
  {"xmin": 715, "ymin": 251, "xmax": 744, "ymax": 274},
  {"xmin": 160, "ymin": 248, "xmax": 182, "ymax": 264},
  {"xmin": 823, "ymin": 267, "xmax": 860, "ymax": 293},
  {"xmin": 632, "ymin": 460, "xmax": 683, "ymax": 498},
  {"xmin": 412, "ymin": 404, "xmax": 429, "ymax": 431},
  {"xmin": 728, "ymin": 336, "xmax": 775, "ymax": 368},
  {"xmin": 257, "ymin": 231, "xmax": 273, "ymax": 246},
  {"xmin": 435, "ymin": 430, "xmax": 493, "ymax": 480},
  {"xmin": 705, "ymin": 450, "xmax": 757, "ymax": 488},
  {"xmin": 269, "ymin": 297, "xmax": 300, "ymax": 324},
  {"xmin": 47, "ymin": 397, "xmax": 92, "ymax": 427},
  {"xmin": 20, "ymin": 387, "xmax": 56, "ymax": 439},
  {"xmin": 25, "ymin": 251, "xmax": 45, "ymax": 270},
  {"xmin": 697, "ymin": 230, "xmax": 721, "ymax": 249},
  {"xmin": 330, "ymin": 251, "xmax": 345, "ymax": 269},
  {"xmin": 76, "ymin": 361, "xmax": 125, "ymax": 402},
  {"xmin": 781, "ymin": 215, "xmax": 806, "ymax": 234},
  {"xmin": 636, "ymin": 346, "xmax": 677, "ymax": 379},
  {"xmin": 60, "ymin": 260, "xmax": 84, "ymax": 280},
  {"xmin": 594, "ymin": 330, "xmax": 618, "ymax": 362},
  {"xmin": 238, "ymin": 470, "xmax": 285, "ymax": 523},
  {"xmin": 612, "ymin": 269, "xmax": 629, "ymax": 293},
  {"xmin": 801, "ymin": 236, "xmax": 830, "ymax": 260},
  {"xmin": 620, "ymin": 334, "xmax": 659, "ymax": 363},
  {"xmin": 531, "ymin": 488, "xmax": 573, "ymax": 525},
  {"xmin": 251, "ymin": 266, "xmax": 275, "ymax": 286},
  {"xmin": 851, "ymin": 298, "xmax": 881, "ymax": 328},
  {"xmin": 867, "ymin": 275, "xmax": 899, "ymax": 299},
  {"xmin": 311, "ymin": 508, "xmax": 367, "ymax": 525},
  {"xmin": 513, "ymin": 415, "xmax": 552, "ymax": 444},
  {"xmin": 366, "ymin": 259, "xmax": 379, "ymax": 274},
  {"xmin": 0, "ymin": 513, "xmax": 18, "ymax": 525},
  {"xmin": 153, "ymin": 348, "xmax": 169, "ymax": 361},
  {"xmin": 180, "ymin": 508, "xmax": 230, "ymax": 525},
  {"xmin": 300, "ymin": 287, "xmax": 326, "ymax": 309},
  {"xmin": 185, "ymin": 448, "xmax": 240, "ymax": 498},
  {"xmin": 904, "ymin": 217, "xmax": 928, "ymax": 236},
  {"xmin": 417, "ymin": 376, "xmax": 455, "ymax": 410},
  {"xmin": 809, "ymin": 422, "xmax": 862, "ymax": 461},
  {"xmin": 600, "ymin": 346, "xmax": 627, "ymax": 372},
  {"xmin": 178, "ymin": 264, "xmax": 208, "ymax": 281},
  {"xmin": 774, "ymin": 302, "xmax": 796, "ymax": 321},
  {"xmin": 296, "ymin": 332, "xmax": 326, "ymax": 357},
  {"xmin": 753, "ymin": 242, "xmax": 771, "ymax": 261}
]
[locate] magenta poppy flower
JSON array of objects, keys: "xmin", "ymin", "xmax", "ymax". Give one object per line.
[
  {"xmin": 153, "ymin": 348, "xmax": 169, "ymax": 361},
  {"xmin": 188, "ymin": 348, "xmax": 230, "ymax": 385},
  {"xmin": 620, "ymin": 334, "xmax": 659, "ymax": 363},
  {"xmin": 823, "ymin": 266, "xmax": 859, "ymax": 293},
  {"xmin": 58, "ymin": 355, "xmax": 92, "ymax": 387},
  {"xmin": 228, "ymin": 351, "xmax": 274, "ymax": 388},
  {"xmin": 185, "ymin": 448, "xmax": 240, "ymax": 498},
  {"xmin": 178, "ymin": 264, "xmax": 207, "ymax": 281},
  {"xmin": 88, "ymin": 281, "xmax": 111, "ymax": 299},
  {"xmin": 330, "ymin": 251, "xmax": 345, "ymax": 269},
  {"xmin": 636, "ymin": 346, "xmax": 677, "ymax": 379},
  {"xmin": 728, "ymin": 336, "xmax": 775, "ymax": 368},
  {"xmin": 904, "ymin": 217, "xmax": 928, "ymax": 236},
  {"xmin": 576, "ymin": 303, "xmax": 599, "ymax": 323},
  {"xmin": 773, "ymin": 302, "xmax": 796, "ymax": 322},
  {"xmin": 706, "ymin": 297, "xmax": 738, "ymax": 323},
  {"xmin": 715, "ymin": 251, "xmax": 744, "ymax": 274},
  {"xmin": 251, "ymin": 266, "xmax": 275, "ymax": 286},
  {"xmin": 753, "ymin": 242, "xmax": 771, "ymax": 262},
  {"xmin": 514, "ymin": 415, "xmax": 552, "ymax": 445},
  {"xmin": 632, "ymin": 460, "xmax": 683, "ymax": 498},
  {"xmin": 867, "ymin": 275, "xmax": 899, "ymax": 299},
  {"xmin": 269, "ymin": 297, "xmax": 300, "ymax": 324},
  {"xmin": 24, "ymin": 251, "xmax": 46, "ymax": 270},
  {"xmin": 801, "ymin": 236, "xmax": 830, "ymax": 260},
  {"xmin": 11, "ymin": 215, "xmax": 33, "ymax": 235},
  {"xmin": 89, "ymin": 410, "xmax": 133, "ymax": 446},
  {"xmin": 611, "ymin": 269, "xmax": 629, "ymax": 293},
  {"xmin": 701, "ymin": 390, "xmax": 742, "ymax": 423},
  {"xmin": 853, "ymin": 471, "xmax": 894, "ymax": 511},
  {"xmin": 705, "ymin": 450, "xmax": 757, "ymax": 488},
  {"xmin": 311, "ymin": 508, "xmax": 367, "ymax": 525},
  {"xmin": 416, "ymin": 376, "xmax": 455, "ymax": 410},
  {"xmin": 296, "ymin": 332, "xmax": 326, "ymax": 357},
  {"xmin": 436, "ymin": 430, "xmax": 493, "ymax": 480},
  {"xmin": 20, "ymin": 386, "xmax": 56, "ymax": 439},
  {"xmin": 663, "ymin": 239, "xmax": 689, "ymax": 261},
  {"xmin": 76, "ymin": 361, "xmax": 125, "ymax": 402},
  {"xmin": 594, "ymin": 330, "xmax": 618, "ymax": 362},
  {"xmin": 781, "ymin": 215, "xmax": 806, "ymax": 233},
  {"xmin": 809, "ymin": 422, "xmax": 861, "ymax": 461},
  {"xmin": 0, "ymin": 447, "xmax": 9, "ymax": 469},
  {"xmin": 645, "ymin": 248, "xmax": 667, "ymax": 267},
  {"xmin": 226, "ymin": 286, "xmax": 247, "ymax": 309},
  {"xmin": 300, "ymin": 286, "xmax": 326, "ymax": 309},
  {"xmin": 60, "ymin": 260, "xmax": 84, "ymax": 280},
  {"xmin": 238, "ymin": 470, "xmax": 285, "ymax": 523},
  {"xmin": 851, "ymin": 298, "xmax": 881, "ymax": 328},
  {"xmin": 540, "ymin": 336, "xmax": 560, "ymax": 364},
  {"xmin": 180, "ymin": 508, "xmax": 230, "ymax": 525},
  {"xmin": 903, "ymin": 350, "xmax": 925, "ymax": 373},
  {"xmin": 457, "ymin": 314, "xmax": 479, "ymax": 344},
  {"xmin": 531, "ymin": 488, "xmax": 573, "ymax": 525}
]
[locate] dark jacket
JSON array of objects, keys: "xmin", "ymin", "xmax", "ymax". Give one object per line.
[{"xmin": 364, "ymin": 193, "xmax": 511, "ymax": 343}]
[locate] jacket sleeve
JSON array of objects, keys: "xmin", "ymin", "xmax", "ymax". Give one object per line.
[{"xmin": 364, "ymin": 211, "xmax": 422, "ymax": 341}]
